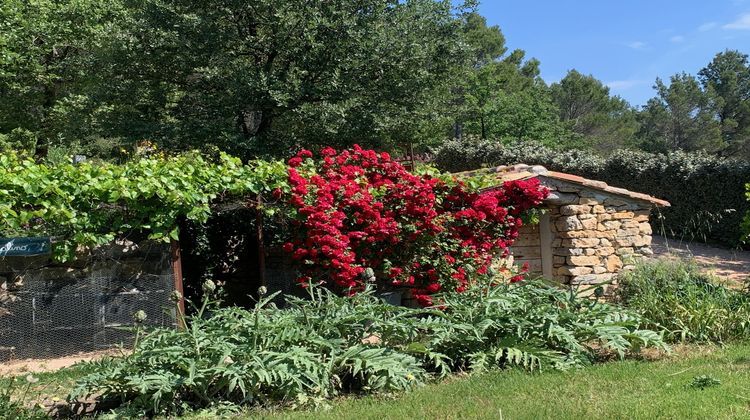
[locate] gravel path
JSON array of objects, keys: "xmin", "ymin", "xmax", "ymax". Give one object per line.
[{"xmin": 651, "ymin": 235, "xmax": 750, "ymax": 286}]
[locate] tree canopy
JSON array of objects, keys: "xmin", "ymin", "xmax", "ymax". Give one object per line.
[{"xmin": 1, "ymin": 1, "xmax": 748, "ymax": 161}]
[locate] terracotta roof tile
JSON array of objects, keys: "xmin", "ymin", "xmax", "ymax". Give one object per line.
[{"xmin": 454, "ymin": 164, "xmax": 670, "ymax": 207}]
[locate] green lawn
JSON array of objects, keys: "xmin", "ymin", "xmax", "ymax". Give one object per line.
[
  {"xmin": 4, "ymin": 344, "xmax": 750, "ymax": 419},
  {"xmin": 258, "ymin": 343, "xmax": 750, "ymax": 420}
]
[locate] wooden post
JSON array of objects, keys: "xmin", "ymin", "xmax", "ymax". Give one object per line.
[
  {"xmin": 256, "ymin": 195, "xmax": 267, "ymax": 288},
  {"xmin": 539, "ymin": 212, "xmax": 554, "ymax": 279},
  {"xmin": 170, "ymin": 239, "xmax": 186, "ymax": 329},
  {"xmin": 408, "ymin": 142, "xmax": 415, "ymax": 171}
]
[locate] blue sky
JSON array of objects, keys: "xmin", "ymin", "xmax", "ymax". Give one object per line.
[{"xmin": 477, "ymin": 0, "xmax": 750, "ymax": 107}]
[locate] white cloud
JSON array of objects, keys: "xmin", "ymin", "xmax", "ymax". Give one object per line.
[
  {"xmin": 626, "ymin": 41, "xmax": 647, "ymax": 50},
  {"xmin": 723, "ymin": 13, "xmax": 750, "ymax": 30},
  {"xmin": 670, "ymin": 35, "xmax": 685, "ymax": 43},
  {"xmin": 606, "ymin": 80, "xmax": 646, "ymax": 90},
  {"xmin": 698, "ymin": 22, "xmax": 717, "ymax": 31}
]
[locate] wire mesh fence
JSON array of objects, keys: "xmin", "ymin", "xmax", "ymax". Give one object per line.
[{"xmin": 0, "ymin": 240, "xmax": 177, "ymax": 361}]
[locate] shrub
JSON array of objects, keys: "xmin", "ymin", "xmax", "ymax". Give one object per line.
[
  {"xmin": 433, "ymin": 138, "xmax": 750, "ymax": 247},
  {"xmin": 615, "ymin": 259, "xmax": 750, "ymax": 343},
  {"xmin": 281, "ymin": 145, "xmax": 548, "ymax": 304},
  {"xmin": 70, "ymin": 280, "xmax": 666, "ymax": 415},
  {"xmin": 0, "ymin": 150, "xmax": 288, "ymax": 261}
]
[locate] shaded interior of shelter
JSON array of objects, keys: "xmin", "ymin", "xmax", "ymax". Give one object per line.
[{"xmin": 178, "ymin": 207, "xmax": 301, "ymax": 311}]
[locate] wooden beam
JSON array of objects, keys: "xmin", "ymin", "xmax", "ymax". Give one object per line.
[
  {"xmin": 170, "ymin": 239, "xmax": 186, "ymax": 329},
  {"xmin": 256, "ymin": 195, "xmax": 267, "ymax": 288},
  {"xmin": 539, "ymin": 212, "xmax": 554, "ymax": 279}
]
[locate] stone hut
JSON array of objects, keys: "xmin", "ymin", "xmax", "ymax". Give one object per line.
[{"xmin": 466, "ymin": 164, "xmax": 670, "ymax": 289}]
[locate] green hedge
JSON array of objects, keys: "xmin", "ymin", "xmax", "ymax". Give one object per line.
[{"xmin": 434, "ymin": 139, "xmax": 750, "ymax": 247}]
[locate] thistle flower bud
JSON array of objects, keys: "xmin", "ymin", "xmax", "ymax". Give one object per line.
[
  {"xmin": 361, "ymin": 267, "xmax": 376, "ymax": 282},
  {"xmin": 133, "ymin": 310, "xmax": 147, "ymax": 323},
  {"xmin": 170, "ymin": 290, "xmax": 182, "ymax": 302},
  {"xmin": 202, "ymin": 279, "xmax": 216, "ymax": 294},
  {"xmin": 257, "ymin": 286, "xmax": 268, "ymax": 296}
]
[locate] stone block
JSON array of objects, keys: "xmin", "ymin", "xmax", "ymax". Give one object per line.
[
  {"xmin": 580, "ymin": 218, "xmax": 598, "ymax": 230},
  {"xmin": 616, "ymin": 247, "xmax": 635, "ymax": 256},
  {"xmin": 546, "ymin": 191, "xmax": 579, "ymax": 205},
  {"xmin": 560, "ymin": 205, "xmax": 592, "ymax": 215},
  {"xmin": 580, "ymin": 190, "xmax": 608, "ymax": 200},
  {"xmin": 637, "ymin": 247, "xmax": 654, "ymax": 256},
  {"xmin": 568, "ymin": 255, "xmax": 600, "ymax": 266},
  {"xmin": 579, "ymin": 197, "xmax": 599, "ymax": 205},
  {"xmin": 553, "ymin": 247, "xmax": 584, "ymax": 256},
  {"xmin": 614, "ymin": 237, "xmax": 634, "ymax": 247},
  {"xmin": 620, "ymin": 220, "xmax": 640, "ymax": 229},
  {"xmin": 557, "ymin": 266, "xmax": 593, "ymax": 276},
  {"xmin": 597, "ymin": 246, "xmax": 615, "ymax": 256},
  {"xmin": 616, "ymin": 227, "xmax": 640, "ymax": 237},
  {"xmin": 595, "ymin": 231, "xmax": 616, "ymax": 239},
  {"xmin": 557, "ymin": 230, "xmax": 590, "ymax": 239},
  {"xmin": 612, "ymin": 211, "xmax": 635, "ymax": 219},
  {"xmin": 562, "ymin": 238, "xmax": 600, "ymax": 248},
  {"xmin": 639, "ymin": 223, "xmax": 653, "ymax": 235},
  {"xmin": 603, "ymin": 197, "xmax": 629, "ymax": 206},
  {"xmin": 633, "ymin": 235, "xmax": 652, "ymax": 247},
  {"xmin": 601, "ymin": 220, "xmax": 622, "ymax": 230},
  {"xmin": 556, "ymin": 216, "xmax": 583, "ymax": 231},
  {"xmin": 557, "ymin": 184, "xmax": 583, "ymax": 193},
  {"xmin": 571, "ymin": 273, "xmax": 614, "ymax": 285},
  {"xmin": 606, "ymin": 255, "xmax": 623, "ymax": 272},
  {"xmin": 633, "ymin": 210, "xmax": 651, "ymax": 222}
]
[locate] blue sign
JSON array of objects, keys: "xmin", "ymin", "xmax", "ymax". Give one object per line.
[{"xmin": 0, "ymin": 237, "xmax": 52, "ymax": 257}]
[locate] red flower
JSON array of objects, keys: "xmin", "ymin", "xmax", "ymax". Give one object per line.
[
  {"xmin": 425, "ymin": 282, "xmax": 441, "ymax": 293},
  {"xmin": 297, "ymin": 149, "xmax": 313, "ymax": 159},
  {"xmin": 414, "ymin": 294, "xmax": 433, "ymax": 307},
  {"xmin": 282, "ymin": 146, "xmax": 547, "ymax": 298}
]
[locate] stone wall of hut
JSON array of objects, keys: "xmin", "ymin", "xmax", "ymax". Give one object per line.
[{"xmin": 544, "ymin": 180, "xmax": 654, "ymax": 289}]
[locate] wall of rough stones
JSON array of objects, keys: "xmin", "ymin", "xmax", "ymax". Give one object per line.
[{"xmin": 544, "ymin": 179, "xmax": 654, "ymax": 288}]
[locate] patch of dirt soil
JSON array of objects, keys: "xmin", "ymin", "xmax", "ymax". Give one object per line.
[
  {"xmin": 0, "ymin": 349, "xmax": 123, "ymax": 376},
  {"xmin": 651, "ymin": 235, "xmax": 750, "ymax": 287}
]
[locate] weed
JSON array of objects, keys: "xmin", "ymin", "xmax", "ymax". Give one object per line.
[
  {"xmin": 0, "ymin": 375, "xmax": 48, "ymax": 420},
  {"xmin": 616, "ymin": 259, "xmax": 750, "ymax": 343},
  {"xmin": 688, "ymin": 375, "xmax": 722, "ymax": 390}
]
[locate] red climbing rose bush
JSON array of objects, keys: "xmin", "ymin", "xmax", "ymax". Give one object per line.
[{"xmin": 281, "ymin": 145, "xmax": 548, "ymax": 305}]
